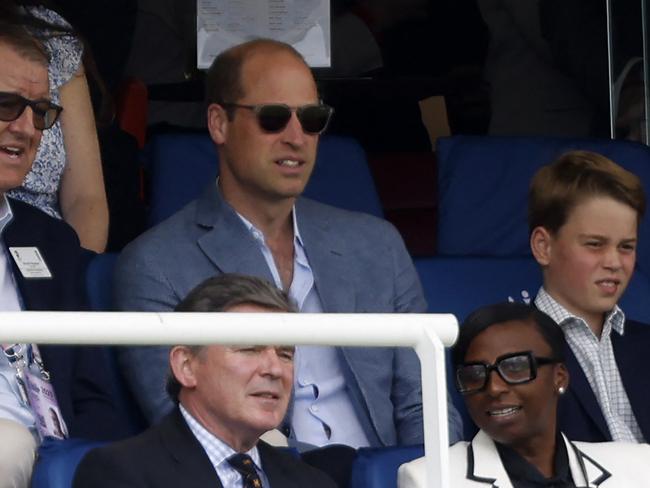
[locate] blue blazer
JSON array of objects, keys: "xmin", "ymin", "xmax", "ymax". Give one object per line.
[
  {"xmin": 4, "ymin": 198, "xmax": 130, "ymax": 440},
  {"xmin": 557, "ymin": 319, "xmax": 650, "ymax": 442},
  {"xmin": 114, "ymin": 184, "xmax": 464, "ymax": 446}
]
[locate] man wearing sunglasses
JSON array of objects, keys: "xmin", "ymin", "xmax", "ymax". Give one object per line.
[
  {"xmin": 0, "ymin": 22, "xmax": 130, "ymax": 487},
  {"xmin": 115, "ymin": 38, "xmax": 463, "ymax": 454}
]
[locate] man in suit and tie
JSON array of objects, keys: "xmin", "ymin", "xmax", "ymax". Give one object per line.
[
  {"xmin": 0, "ymin": 21, "xmax": 129, "ymax": 487},
  {"xmin": 74, "ymin": 274, "xmax": 336, "ymax": 488},
  {"xmin": 114, "ymin": 38, "xmax": 463, "ymax": 448}
]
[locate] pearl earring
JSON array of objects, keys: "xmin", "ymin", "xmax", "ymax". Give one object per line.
[{"xmin": 558, "ymin": 386, "xmax": 566, "ymax": 395}]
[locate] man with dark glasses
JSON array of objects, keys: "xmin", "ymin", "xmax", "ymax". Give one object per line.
[
  {"xmin": 115, "ymin": 38, "xmax": 463, "ymax": 455},
  {"xmin": 0, "ymin": 22, "xmax": 129, "ymax": 487},
  {"xmin": 0, "ymin": 92, "xmax": 61, "ymax": 132}
]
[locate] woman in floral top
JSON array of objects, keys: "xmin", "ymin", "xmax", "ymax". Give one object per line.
[{"xmin": 5, "ymin": 3, "xmax": 108, "ymax": 252}]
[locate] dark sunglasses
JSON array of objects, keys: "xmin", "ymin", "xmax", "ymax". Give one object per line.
[
  {"xmin": 456, "ymin": 351, "xmax": 560, "ymax": 395},
  {"xmin": 221, "ymin": 102, "xmax": 334, "ymax": 135},
  {"xmin": 0, "ymin": 92, "xmax": 63, "ymax": 130}
]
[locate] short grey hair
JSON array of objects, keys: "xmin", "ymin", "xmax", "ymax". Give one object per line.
[{"xmin": 166, "ymin": 274, "xmax": 295, "ymax": 402}]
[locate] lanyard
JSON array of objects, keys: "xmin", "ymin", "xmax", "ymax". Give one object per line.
[
  {"xmin": 2, "ymin": 343, "xmax": 52, "ymax": 406},
  {"xmin": 2, "ymin": 343, "xmax": 32, "ymax": 406},
  {"xmin": 1, "ymin": 342, "xmax": 67, "ymax": 440}
]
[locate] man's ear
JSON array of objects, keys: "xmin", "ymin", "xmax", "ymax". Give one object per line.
[
  {"xmin": 207, "ymin": 103, "xmax": 228, "ymax": 145},
  {"xmin": 530, "ymin": 226, "xmax": 553, "ymax": 266},
  {"xmin": 169, "ymin": 346, "xmax": 198, "ymax": 389}
]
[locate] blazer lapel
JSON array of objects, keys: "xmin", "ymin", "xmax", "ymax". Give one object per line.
[
  {"xmin": 467, "ymin": 432, "xmax": 612, "ymax": 488},
  {"xmin": 467, "ymin": 430, "xmax": 513, "ymax": 488},
  {"xmin": 295, "ymin": 199, "xmax": 355, "ymax": 312},
  {"xmin": 612, "ymin": 323, "xmax": 650, "ymax": 438},
  {"xmin": 258, "ymin": 442, "xmax": 300, "ymax": 488},
  {"xmin": 562, "ymin": 344, "xmax": 610, "ymax": 439},
  {"xmin": 3, "ymin": 201, "xmax": 54, "ymax": 310},
  {"xmin": 194, "ymin": 185, "xmax": 275, "ymax": 282},
  {"xmin": 160, "ymin": 409, "xmax": 225, "ymax": 488},
  {"xmin": 565, "ymin": 436, "xmax": 611, "ymax": 487}
]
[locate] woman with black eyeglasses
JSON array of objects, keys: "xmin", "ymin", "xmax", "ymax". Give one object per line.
[{"xmin": 399, "ymin": 302, "xmax": 650, "ymax": 488}]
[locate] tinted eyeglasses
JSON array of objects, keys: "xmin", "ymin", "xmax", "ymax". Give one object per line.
[
  {"xmin": 456, "ymin": 351, "xmax": 560, "ymax": 395},
  {"xmin": 0, "ymin": 92, "xmax": 62, "ymax": 130},
  {"xmin": 221, "ymin": 102, "xmax": 334, "ymax": 135}
]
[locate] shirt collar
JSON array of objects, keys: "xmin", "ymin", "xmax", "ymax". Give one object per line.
[
  {"xmin": 0, "ymin": 195, "xmax": 14, "ymax": 235},
  {"xmin": 495, "ymin": 431, "xmax": 573, "ymax": 487},
  {"xmin": 215, "ymin": 177, "xmax": 305, "ymax": 249},
  {"xmin": 179, "ymin": 404, "xmax": 262, "ymax": 472},
  {"xmin": 535, "ymin": 287, "xmax": 625, "ymax": 336},
  {"xmin": 235, "ymin": 206, "xmax": 305, "ymax": 249}
]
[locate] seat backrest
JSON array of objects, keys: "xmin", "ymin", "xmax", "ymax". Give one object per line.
[
  {"xmin": 145, "ymin": 132, "xmax": 217, "ymax": 228},
  {"xmin": 350, "ymin": 444, "xmax": 424, "ymax": 488},
  {"xmin": 85, "ymin": 253, "xmax": 119, "ymax": 311},
  {"xmin": 415, "ymin": 255, "xmax": 542, "ymax": 319},
  {"xmin": 85, "ymin": 253, "xmax": 148, "ymax": 433},
  {"xmin": 144, "ymin": 133, "xmax": 382, "ymax": 227},
  {"xmin": 305, "ymin": 134, "xmax": 383, "ymax": 218},
  {"xmin": 31, "ymin": 438, "xmax": 106, "ymax": 488},
  {"xmin": 435, "ymin": 135, "xmax": 650, "ymax": 276}
]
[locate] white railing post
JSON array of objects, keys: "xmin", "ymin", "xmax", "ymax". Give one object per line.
[{"xmin": 415, "ymin": 316, "xmax": 457, "ymax": 488}]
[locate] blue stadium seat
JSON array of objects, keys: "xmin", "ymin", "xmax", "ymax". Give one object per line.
[
  {"xmin": 145, "ymin": 133, "xmax": 383, "ymax": 227},
  {"xmin": 85, "ymin": 252, "xmax": 119, "ymax": 311},
  {"xmin": 31, "ymin": 438, "xmax": 106, "ymax": 488},
  {"xmin": 415, "ymin": 256, "xmax": 542, "ymax": 319},
  {"xmin": 435, "ymin": 135, "xmax": 650, "ymax": 277},
  {"xmin": 86, "ymin": 252, "xmax": 147, "ymax": 429},
  {"xmin": 350, "ymin": 444, "xmax": 424, "ymax": 488}
]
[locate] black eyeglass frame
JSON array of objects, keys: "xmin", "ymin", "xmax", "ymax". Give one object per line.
[
  {"xmin": 455, "ymin": 350, "xmax": 560, "ymax": 395},
  {"xmin": 0, "ymin": 92, "xmax": 63, "ymax": 130},
  {"xmin": 219, "ymin": 102, "xmax": 334, "ymax": 135}
]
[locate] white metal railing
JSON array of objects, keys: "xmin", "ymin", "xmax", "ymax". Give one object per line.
[{"xmin": 0, "ymin": 311, "xmax": 458, "ymax": 487}]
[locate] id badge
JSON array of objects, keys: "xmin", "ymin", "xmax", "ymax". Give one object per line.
[
  {"xmin": 8, "ymin": 247, "xmax": 52, "ymax": 279},
  {"xmin": 24, "ymin": 368, "xmax": 68, "ymax": 440}
]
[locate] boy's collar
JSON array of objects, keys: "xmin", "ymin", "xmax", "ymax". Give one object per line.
[{"xmin": 535, "ymin": 287, "xmax": 625, "ymax": 336}]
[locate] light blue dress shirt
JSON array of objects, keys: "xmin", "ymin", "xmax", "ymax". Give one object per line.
[
  {"xmin": 0, "ymin": 197, "xmax": 36, "ymax": 432},
  {"xmin": 236, "ymin": 208, "xmax": 371, "ymax": 448}
]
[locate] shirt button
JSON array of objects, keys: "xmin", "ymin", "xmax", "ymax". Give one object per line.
[{"xmin": 311, "ymin": 405, "xmax": 319, "ymax": 413}]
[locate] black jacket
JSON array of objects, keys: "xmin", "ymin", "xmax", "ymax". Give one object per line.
[
  {"xmin": 74, "ymin": 408, "xmax": 337, "ymax": 488},
  {"xmin": 4, "ymin": 198, "xmax": 129, "ymax": 440}
]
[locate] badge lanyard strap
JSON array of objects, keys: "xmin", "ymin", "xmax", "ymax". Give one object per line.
[
  {"xmin": 1, "ymin": 343, "xmax": 51, "ymax": 405},
  {"xmin": 29, "ymin": 344, "xmax": 50, "ymax": 380},
  {"xmin": 2, "ymin": 343, "xmax": 30, "ymax": 406},
  {"xmin": 1, "ymin": 342, "xmax": 68, "ymax": 441}
]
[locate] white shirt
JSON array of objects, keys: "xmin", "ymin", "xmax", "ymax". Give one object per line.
[
  {"xmin": 0, "ymin": 197, "xmax": 21, "ymax": 311},
  {"xmin": 535, "ymin": 287, "xmax": 643, "ymax": 442},
  {"xmin": 180, "ymin": 404, "xmax": 269, "ymax": 487},
  {"xmin": 0, "ymin": 196, "xmax": 36, "ymax": 432},
  {"xmin": 236, "ymin": 207, "xmax": 371, "ymax": 448}
]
